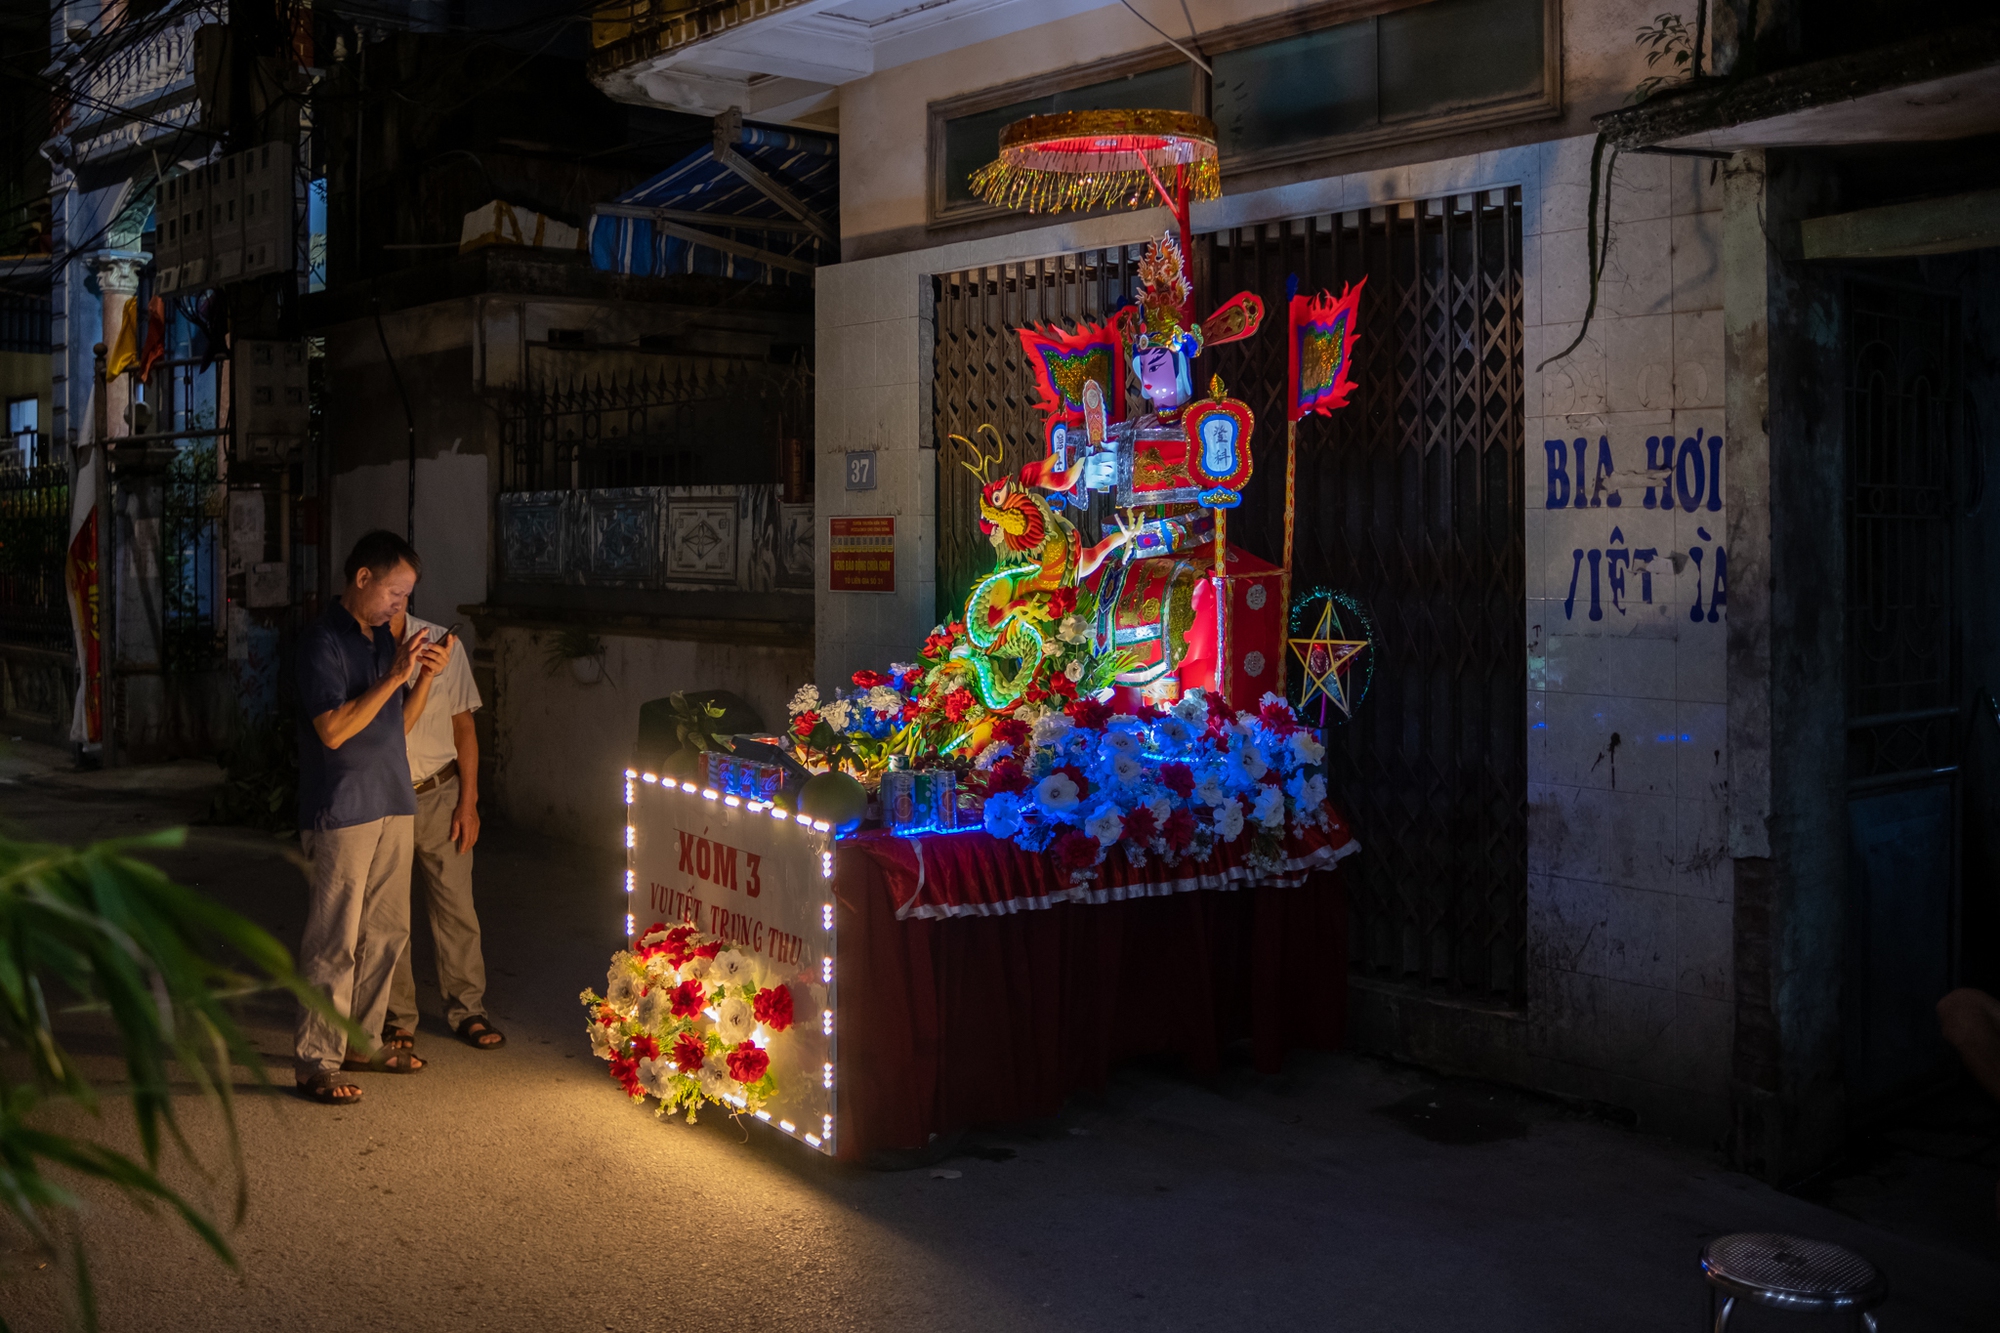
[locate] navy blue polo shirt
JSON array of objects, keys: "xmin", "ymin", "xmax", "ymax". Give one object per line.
[{"xmin": 296, "ymin": 602, "xmax": 417, "ymax": 831}]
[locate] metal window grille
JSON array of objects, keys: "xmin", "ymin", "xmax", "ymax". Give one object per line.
[
  {"xmin": 0, "ymin": 462, "xmax": 73, "ymax": 654},
  {"xmin": 928, "ymin": 188, "xmax": 1528, "ymax": 1000},
  {"xmin": 500, "ymin": 357, "xmax": 812, "ymax": 493},
  {"xmin": 1845, "ymin": 281, "xmax": 1959, "ymax": 783},
  {"xmin": 0, "ymin": 295, "xmax": 50, "ymax": 355}
]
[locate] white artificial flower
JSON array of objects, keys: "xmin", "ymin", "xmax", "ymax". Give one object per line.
[
  {"xmin": 1108, "ymin": 753, "xmax": 1145, "ymax": 788},
  {"xmin": 1232, "ymin": 738, "xmax": 1269, "ymax": 782},
  {"xmin": 1260, "ymin": 691, "xmax": 1287, "ymax": 710},
  {"xmin": 1084, "ymin": 803, "xmax": 1125, "ymax": 848},
  {"xmin": 974, "ymin": 740, "xmax": 1014, "ymax": 770},
  {"xmin": 821, "ymin": 698, "xmax": 855, "ymax": 731},
  {"xmin": 1034, "ymin": 771, "xmax": 1081, "ymax": 814},
  {"xmin": 1292, "ymin": 773, "xmax": 1327, "ymax": 810},
  {"xmin": 637, "ymin": 1055, "xmax": 676, "ymax": 1099},
  {"xmin": 866, "ymin": 685, "xmax": 904, "ymax": 714},
  {"xmin": 788, "ymin": 683, "xmax": 822, "ymax": 716},
  {"xmin": 639, "ymin": 927, "xmax": 670, "ymax": 947},
  {"xmin": 983, "ymin": 792, "xmax": 1025, "ymax": 839},
  {"xmin": 1195, "ymin": 766, "xmax": 1231, "ymax": 807},
  {"xmin": 1152, "ymin": 716, "xmax": 1192, "ymax": 751},
  {"xmin": 698, "ymin": 1056, "xmax": 738, "ymax": 1102},
  {"xmin": 889, "ymin": 661, "xmax": 918, "ymax": 681},
  {"xmin": 682, "ymin": 954, "xmax": 714, "ymax": 982},
  {"xmin": 1065, "ymin": 661, "xmax": 1085, "ymax": 682},
  {"xmin": 1100, "ymin": 727, "xmax": 1142, "ymax": 758},
  {"xmin": 604, "ymin": 966, "xmax": 639, "ymax": 1009},
  {"xmin": 1058, "ymin": 612, "xmax": 1092, "ymax": 644},
  {"xmin": 1148, "ymin": 793, "xmax": 1174, "ymax": 827},
  {"xmin": 634, "ymin": 987, "xmax": 670, "ymax": 1029},
  {"xmin": 1288, "ymin": 730, "xmax": 1327, "ymax": 766},
  {"xmin": 1032, "ymin": 712, "xmax": 1074, "ymax": 747},
  {"xmin": 1214, "ymin": 798, "xmax": 1246, "ymax": 841},
  {"xmin": 714, "ymin": 949, "xmax": 756, "ymax": 988},
  {"xmin": 1172, "ymin": 691, "xmax": 1209, "ymax": 725},
  {"xmin": 588, "ymin": 1022, "xmax": 614, "ymax": 1059},
  {"xmin": 1252, "ymin": 784, "xmax": 1287, "ymax": 829},
  {"xmin": 716, "ymin": 996, "xmax": 755, "ymax": 1045}
]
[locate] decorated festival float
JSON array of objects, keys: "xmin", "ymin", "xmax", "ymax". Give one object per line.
[{"xmin": 586, "ymin": 109, "xmax": 1376, "ymax": 1162}]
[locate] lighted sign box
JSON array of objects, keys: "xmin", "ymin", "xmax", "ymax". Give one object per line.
[{"xmin": 624, "ymin": 770, "xmax": 838, "ymax": 1155}]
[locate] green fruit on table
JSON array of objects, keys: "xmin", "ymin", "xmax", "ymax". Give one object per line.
[{"xmin": 799, "ymin": 771, "xmax": 867, "ymax": 832}]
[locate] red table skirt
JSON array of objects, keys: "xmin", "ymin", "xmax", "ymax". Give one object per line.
[{"xmin": 832, "ymin": 847, "xmax": 1349, "ymax": 1164}]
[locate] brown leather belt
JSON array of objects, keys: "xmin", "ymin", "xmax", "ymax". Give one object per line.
[{"xmin": 413, "ymin": 759, "xmax": 458, "ymax": 794}]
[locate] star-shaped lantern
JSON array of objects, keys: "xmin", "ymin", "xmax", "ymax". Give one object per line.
[{"xmin": 1288, "ymin": 598, "xmax": 1370, "ymax": 725}]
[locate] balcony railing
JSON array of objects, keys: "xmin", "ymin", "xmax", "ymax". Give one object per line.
[{"xmin": 68, "ymin": 5, "xmax": 222, "ymax": 132}]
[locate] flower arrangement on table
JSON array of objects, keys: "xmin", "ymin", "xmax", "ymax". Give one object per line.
[{"xmin": 580, "ymin": 922, "xmax": 796, "ymax": 1122}]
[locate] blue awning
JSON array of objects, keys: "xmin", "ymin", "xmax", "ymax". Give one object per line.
[{"xmin": 589, "ymin": 123, "xmax": 836, "ymax": 287}]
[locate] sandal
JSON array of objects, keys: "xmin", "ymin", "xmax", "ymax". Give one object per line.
[
  {"xmin": 342, "ymin": 1049, "xmax": 425, "ymax": 1074},
  {"xmin": 381, "ymin": 1026, "xmax": 416, "ymax": 1051},
  {"xmin": 456, "ymin": 1015, "xmax": 506, "ymax": 1050},
  {"xmin": 297, "ymin": 1071, "xmax": 364, "ymax": 1105}
]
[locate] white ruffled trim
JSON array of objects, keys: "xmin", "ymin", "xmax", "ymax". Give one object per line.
[{"xmin": 894, "ymin": 836, "xmax": 1358, "ymax": 921}]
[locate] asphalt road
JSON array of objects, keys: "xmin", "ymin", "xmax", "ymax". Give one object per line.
[{"xmin": 0, "ymin": 744, "xmax": 1994, "ymax": 1332}]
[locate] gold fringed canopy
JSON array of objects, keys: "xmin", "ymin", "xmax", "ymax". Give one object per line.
[{"xmin": 969, "ymin": 109, "xmax": 1221, "ymax": 215}]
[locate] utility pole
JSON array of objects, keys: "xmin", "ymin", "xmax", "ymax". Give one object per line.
[{"xmin": 92, "ymin": 342, "xmax": 115, "ymax": 769}]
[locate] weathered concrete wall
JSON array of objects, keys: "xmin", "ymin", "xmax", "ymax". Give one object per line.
[
  {"xmin": 486, "ymin": 624, "xmax": 812, "ymax": 845},
  {"xmin": 835, "ymin": 0, "xmax": 1662, "ymax": 258}
]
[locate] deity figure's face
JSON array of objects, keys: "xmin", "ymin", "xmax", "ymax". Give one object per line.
[{"xmin": 1134, "ymin": 346, "xmax": 1185, "ymax": 411}]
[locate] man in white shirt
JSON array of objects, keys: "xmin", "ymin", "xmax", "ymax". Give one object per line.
[{"xmin": 382, "ymin": 610, "xmax": 504, "ymax": 1051}]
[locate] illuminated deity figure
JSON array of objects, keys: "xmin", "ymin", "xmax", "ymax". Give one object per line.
[{"xmin": 949, "ymin": 232, "xmax": 1286, "ymax": 712}]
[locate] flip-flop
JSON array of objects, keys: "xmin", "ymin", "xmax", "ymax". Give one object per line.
[
  {"xmin": 381, "ymin": 1026, "xmax": 416, "ymax": 1050},
  {"xmin": 342, "ymin": 1050, "xmax": 425, "ymax": 1074},
  {"xmin": 456, "ymin": 1015, "xmax": 506, "ymax": 1050},
  {"xmin": 297, "ymin": 1071, "xmax": 364, "ymax": 1105}
]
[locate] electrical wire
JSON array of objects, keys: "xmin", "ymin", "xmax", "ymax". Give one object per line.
[{"xmin": 1118, "ymin": 0, "xmax": 1211, "ymax": 74}]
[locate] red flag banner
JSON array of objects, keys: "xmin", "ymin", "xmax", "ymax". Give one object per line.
[
  {"xmin": 64, "ymin": 508, "xmax": 101, "ymax": 742},
  {"xmin": 1286, "ymin": 278, "xmax": 1365, "ymax": 423}
]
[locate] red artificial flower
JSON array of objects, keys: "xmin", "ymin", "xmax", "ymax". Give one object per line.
[
  {"xmin": 1163, "ymin": 807, "xmax": 1197, "ymax": 850},
  {"xmin": 629, "ymin": 1033, "xmax": 660, "ymax": 1061},
  {"xmin": 1123, "ymin": 805, "xmax": 1158, "ymax": 843},
  {"xmin": 791, "ymin": 710, "xmax": 821, "ymax": 738},
  {"xmin": 1053, "ymin": 829, "xmax": 1102, "ymax": 873},
  {"xmin": 943, "ymin": 687, "xmax": 977, "ymax": 722},
  {"xmin": 923, "ymin": 629, "xmax": 954, "ymax": 659},
  {"xmin": 1022, "ymin": 680, "xmax": 1050, "ymax": 704},
  {"xmin": 1066, "ymin": 698, "xmax": 1111, "ymax": 730},
  {"xmin": 692, "ymin": 941, "xmax": 722, "ymax": 960},
  {"xmin": 1048, "ymin": 670, "xmax": 1079, "ymax": 699},
  {"xmin": 1046, "ymin": 586, "xmax": 1077, "ymax": 617},
  {"xmin": 852, "ymin": 669, "xmax": 890, "ymax": 688},
  {"xmin": 988, "ymin": 716, "xmax": 1030, "ymax": 748},
  {"xmin": 900, "ymin": 700, "xmax": 921, "ymax": 724},
  {"xmin": 610, "ymin": 1055, "xmax": 642, "ymax": 1098},
  {"xmin": 1259, "ymin": 699, "xmax": 1301, "ymax": 736},
  {"xmin": 726, "ymin": 1041, "xmax": 771, "ymax": 1084},
  {"xmin": 597, "ymin": 1003, "xmax": 620, "ymax": 1027},
  {"xmin": 1135, "ymin": 702, "xmax": 1165, "ymax": 722},
  {"xmin": 668, "ymin": 979, "xmax": 706, "ymax": 1018},
  {"xmin": 1158, "ymin": 762, "xmax": 1195, "ymax": 798},
  {"xmin": 671, "ymin": 1030, "xmax": 707, "ymax": 1073},
  {"xmin": 986, "ymin": 757, "xmax": 1031, "ymax": 795},
  {"xmin": 752, "ymin": 984, "xmax": 795, "ymax": 1032}
]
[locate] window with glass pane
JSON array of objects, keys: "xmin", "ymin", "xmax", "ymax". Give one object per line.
[
  {"xmin": 6, "ymin": 396, "xmax": 34, "ymax": 454},
  {"xmin": 1213, "ymin": 0, "xmax": 1543, "ymax": 158},
  {"xmin": 941, "ymin": 63, "xmax": 1191, "ymax": 209}
]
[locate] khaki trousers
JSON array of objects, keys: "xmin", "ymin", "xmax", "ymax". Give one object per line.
[
  {"xmin": 388, "ymin": 774, "xmax": 489, "ymax": 1032},
  {"xmin": 294, "ymin": 816, "xmax": 414, "ymax": 1079}
]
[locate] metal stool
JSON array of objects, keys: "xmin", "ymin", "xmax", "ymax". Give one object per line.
[{"xmin": 1701, "ymin": 1232, "xmax": 1887, "ymax": 1330}]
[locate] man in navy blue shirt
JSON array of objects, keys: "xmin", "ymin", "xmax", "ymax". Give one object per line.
[{"xmin": 294, "ymin": 530, "xmax": 451, "ymax": 1104}]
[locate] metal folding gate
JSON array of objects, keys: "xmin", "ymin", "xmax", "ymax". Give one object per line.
[{"xmin": 930, "ymin": 188, "xmax": 1529, "ymax": 1002}]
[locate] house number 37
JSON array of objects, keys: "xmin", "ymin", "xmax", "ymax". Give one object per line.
[{"xmin": 845, "ymin": 451, "xmax": 877, "ymax": 490}]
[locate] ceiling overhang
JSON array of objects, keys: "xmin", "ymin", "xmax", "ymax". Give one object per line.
[
  {"xmin": 1596, "ymin": 24, "xmax": 2000, "ymax": 154},
  {"xmin": 591, "ymin": 0, "xmax": 1119, "ymax": 126}
]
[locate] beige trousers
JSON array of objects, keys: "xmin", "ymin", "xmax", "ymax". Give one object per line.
[
  {"xmin": 294, "ymin": 816, "xmax": 414, "ymax": 1079},
  {"xmin": 387, "ymin": 774, "xmax": 489, "ymax": 1033}
]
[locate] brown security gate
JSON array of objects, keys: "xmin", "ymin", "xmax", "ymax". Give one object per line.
[{"xmin": 930, "ymin": 189, "xmax": 1528, "ymax": 1002}]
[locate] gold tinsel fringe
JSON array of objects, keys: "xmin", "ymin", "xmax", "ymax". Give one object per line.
[{"xmin": 969, "ymin": 156, "xmax": 1221, "ymax": 215}]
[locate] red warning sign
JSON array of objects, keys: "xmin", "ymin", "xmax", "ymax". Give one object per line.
[{"xmin": 829, "ymin": 517, "xmax": 895, "ymax": 592}]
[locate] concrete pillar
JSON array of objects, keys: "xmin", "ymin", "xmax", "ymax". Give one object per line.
[{"xmin": 88, "ymin": 251, "xmax": 146, "ymax": 439}]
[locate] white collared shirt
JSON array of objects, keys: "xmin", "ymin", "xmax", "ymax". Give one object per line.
[{"xmin": 403, "ymin": 614, "xmax": 481, "ymax": 784}]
